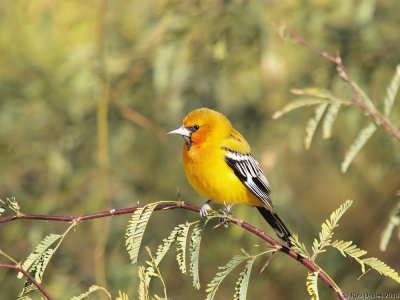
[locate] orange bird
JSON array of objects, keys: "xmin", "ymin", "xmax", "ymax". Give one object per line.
[{"xmin": 169, "ymin": 108, "xmax": 292, "ymax": 245}]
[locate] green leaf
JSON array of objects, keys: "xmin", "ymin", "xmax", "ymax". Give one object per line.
[
  {"xmin": 383, "ymin": 65, "xmax": 400, "ymax": 117},
  {"xmin": 138, "ymin": 266, "xmax": 150, "ymax": 300},
  {"xmin": 70, "ymin": 285, "xmax": 111, "ymax": 300},
  {"xmin": 331, "ymin": 240, "xmax": 367, "ymax": 267},
  {"xmin": 332, "ymin": 240, "xmax": 400, "ymax": 283},
  {"xmin": 176, "ymin": 222, "xmax": 191, "ymax": 274},
  {"xmin": 380, "ymin": 202, "xmax": 400, "ymax": 251},
  {"xmin": 341, "ymin": 122, "xmax": 376, "ymax": 173},
  {"xmin": 322, "ymin": 103, "xmax": 341, "ymax": 139},
  {"xmin": 363, "ymin": 257, "xmax": 400, "ymax": 283},
  {"xmin": 189, "ymin": 220, "xmax": 207, "ymax": 289},
  {"xmin": 116, "ymin": 290, "xmax": 130, "ymax": 300},
  {"xmin": 206, "ymin": 254, "xmax": 249, "ymax": 300},
  {"xmin": 272, "ymin": 98, "xmax": 330, "ymax": 119},
  {"xmin": 0, "ymin": 196, "xmax": 21, "ymax": 214},
  {"xmin": 289, "ymin": 234, "xmax": 310, "ymax": 258},
  {"xmin": 125, "ymin": 203, "xmax": 157, "ymax": 264},
  {"xmin": 312, "ymin": 200, "xmax": 353, "ymax": 260},
  {"xmin": 306, "ymin": 272, "xmax": 319, "ymax": 300},
  {"xmin": 291, "ymin": 88, "xmax": 338, "ymax": 100},
  {"xmin": 154, "ymin": 225, "xmax": 181, "ymax": 266},
  {"xmin": 18, "ymin": 224, "xmax": 74, "ymax": 298},
  {"xmin": 18, "ymin": 233, "xmax": 62, "ymax": 279},
  {"xmin": 233, "ymin": 258, "xmax": 254, "ymax": 300},
  {"xmin": 304, "ymin": 104, "xmax": 328, "ymax": 149}
]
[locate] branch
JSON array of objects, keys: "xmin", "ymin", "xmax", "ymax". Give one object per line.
[
  {"xmin": 0, "ymin": 202, "xmax": 346, "ymax": 299},
  {"xmin": 280, "ymin": 25, "xmax": 400, "ymax": 143},
  {"xmin": 0, "ymin": 263, "xmax": 53, "ymax": 300}
]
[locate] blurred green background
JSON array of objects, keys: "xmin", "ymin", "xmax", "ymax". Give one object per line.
[{"xmin": 0, "ymin": 0, "xmax": 399, "ymax": 299}]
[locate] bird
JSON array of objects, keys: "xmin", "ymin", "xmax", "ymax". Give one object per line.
[{"xmin": 168, "ymin": 108, "xmax": 292, "ymax": 246}]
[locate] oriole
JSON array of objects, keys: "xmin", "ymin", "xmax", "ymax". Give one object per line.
[{"xmin": 169, "ymin": 108, "xmax": 292, "ymax": 245}]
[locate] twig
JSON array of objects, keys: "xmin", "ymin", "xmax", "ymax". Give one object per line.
[
  {"xmin": 0, "ymin": 263, "xmax": 53, "ymax": 300},
  {"xmin": 281, "ymin": 25, "xmax": 400, "ymax": 142},
  {"xmin": 0, "ymin": 202, "xmax": 346, "ymax": 299}
]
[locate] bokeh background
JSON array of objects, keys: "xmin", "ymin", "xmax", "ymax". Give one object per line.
[{"xmin": 0, "ymin": 0, "xmax": 399, "ymax": 299}]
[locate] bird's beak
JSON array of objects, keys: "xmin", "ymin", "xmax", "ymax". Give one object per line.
[{"xmin": 167, "ymin": 125, "xmax": 191, "ymax": 137}]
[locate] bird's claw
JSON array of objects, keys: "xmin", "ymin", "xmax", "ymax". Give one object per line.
[
  {"xmin": 200, "ymin": 201, "xmax": 212, "ymax": 218},
  {"xmin": 219, "ymin": 215, "xmax": 230, "ymax": 228}
]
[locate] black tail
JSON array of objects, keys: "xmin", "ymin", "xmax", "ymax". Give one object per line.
[{"xmin": 256, "ymin": 206, "xmax": 292, "ymax": 246}]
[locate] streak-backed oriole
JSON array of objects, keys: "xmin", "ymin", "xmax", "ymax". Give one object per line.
[{"xmin": 169, "ymin": 108, "xmax": 292, "ymax": 245}]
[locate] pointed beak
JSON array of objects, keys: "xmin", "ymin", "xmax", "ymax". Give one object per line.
[{"xmin": 167, "ymin": 125, "xmax": 191, "ymax": 137}]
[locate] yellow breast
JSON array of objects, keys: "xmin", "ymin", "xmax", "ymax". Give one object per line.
[{"xmin": 182, "ymin": 143, "xmax": 261, "ymax": 206}]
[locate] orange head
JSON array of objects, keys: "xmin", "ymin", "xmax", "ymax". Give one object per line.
[{"xmin": 168, "ymin": 108, "xmax": 232, "ymax": 149}]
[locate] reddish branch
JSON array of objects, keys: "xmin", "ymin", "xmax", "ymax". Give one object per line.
[
  {"xmin": 0, "ymin": 263, "xmax": 53, "ymax": 300},
  {"xmin": 0, "ymin": 202, "xmax": 346, "ymax": 299},
  {"xmin": 282, "ymin": 25, "xmax": 400, "ymax": 143}
]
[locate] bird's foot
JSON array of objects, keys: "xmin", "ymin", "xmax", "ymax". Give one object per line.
[
  {"xmin": 219, "ymin": 202, "xmax": 234, "ymax": 228},
  {"xmin": 200, "ymin": 200, "xmax": 212, "ymax": 218}
]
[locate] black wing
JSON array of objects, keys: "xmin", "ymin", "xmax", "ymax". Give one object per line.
[{"xmin": 223, "ymin": 148, "xmax": 274, "ymax": 211}]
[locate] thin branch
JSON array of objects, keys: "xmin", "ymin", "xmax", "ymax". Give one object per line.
[
  {"xmin": 0, "ymin": 263, "xmax": 53, "ymax": 300},
  {"xmin": 0, "ymin": 202, "xmax": 346, "ymax": 299},
  {"xmin": 280, "ymin": 25, "xmax": 400, "ymax": 142}
]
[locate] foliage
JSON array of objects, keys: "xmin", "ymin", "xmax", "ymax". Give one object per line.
[
  {"xmin": 17, "ymin": 224, "xmax": 75, "ymax": 298},
  {"xmin": 0, "ymin": 0, "xmax": 399, "ymax": 299},
  {"xmin": 189, "ymin": 219, "xmax": 208, "ymax": 289},
  {"xmin": 291, "ymin": 200, "xmax": 400, "ymax": 298},
  {"xmin": 380, "ymin": 201, "xmax": 400, "ymax": 252},
  {"xmin": 70, "ymin": 285, "xmax": 112, "ymax": 300},
  {"xmin": 332, "ymin": 240, "xmax": 400, "ymax": 283},
  {"xmin": 125, "ymin": 203, "xmax": 158, "ymax": 264},
  {"xmin": 0, "ymin": 197, "xmax": 21, "ymax": 215},
  {"xmin": 306, "ymin": 272, "xmax": 319, "ymax": 300},
  {"xmin": 311, "ymin": 200, "xmax": 353, "ymax": 260},
  {"xmin": 274, "ymin": 62, "xmax": 400, "ymax": 173},
  {"xmin": 205, "ymin": 251, "xmax": 251, "ymax": 300}
]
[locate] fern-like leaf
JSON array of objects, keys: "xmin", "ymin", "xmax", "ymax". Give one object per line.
[
  {"xmin": 322, "ymin": 103, "xmax": 341, "ymax": 139},
  {"xmin": 116, "ymin": 290, "xmax": 130, "ymax": 300},
  {"xmin": 304, "ymin": 104, "xmax": 328, "ymax": 149},
  {"xmin": 18, "ymin": 285, "xmax": 36, "ymax": 300},
  {"xmin": 154, "ymin": 225, "xmax": 181, "ymax": 266},
  {"xmin": 306, "ymin": 272, "xmax": 319, "ymax": 300},
  {"xmin": 125, "ymin": 203, "xmax": 157, "ymax": 264},
  {"xmin": 189, "ymin": 220, "xmax": 207, "ymax": 289},
  {"xmin": 312, "ymin": 200, "xmax": 353, "ymax": 260},
  {"xmin": 332, "ymin": 240, "xmax": 400, "ymax": 283},
  {"xmin": 176, "ymin": 222, "xmax": 191, "ymax": 274},
  {"xmin": 138, "ymin": 266, "xmax": 150, "ymax": 300},
  {"xmin": 380, "ymin": 202, "xmax": 400, "ymax": 251},
  {"xmin": 331, "ymin": 240, "xmax": 367, "ymax": 266},
  {"xmin": 289, "ymin": 234, "xmax": 310, "ymax": 258},
  {"xmin": 70, "ymin": 285, "xmax": 111, "ymax": 300},
  {"xmin": 7, "ymin": 196, "xmax": 21, "ymax": 212},
  {"xmin": 291, "ymin": 88, "xmax": 336, "ymax": 98},
  {"xmin": 363, "ymin": 257, "xmax": 400, "ymax": 283},
  {"xmin": 21, "ymin": 226, "xmax": 75, "ymax": 298},
  {"xmin": 206, "ymin": 254, "xmax": 249, "ymax": 300},
  {"xmin": 383, "ymin": 65, "xmax": 400, "ymax": 117},
  {"xmin": 341, "ymin": 122, "xmax": 376, "ymax": 173},
  {"xmin": 233, "ymin": 258, "xmax": 254, "ymax": 300},
  {"xmin": 18, "ymin": 225, "xmax": 74, "ymax": 298},
  {"xmin": 18, "ymin": 233, "xmax": 62, "ymax": 280},
  {"xmin": 272, "ymin": 98, "xmax": 330, "ymax": 119}
]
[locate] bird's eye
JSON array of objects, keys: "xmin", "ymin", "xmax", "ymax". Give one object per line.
[{"xmin": 192, "ymin": 125, "xmax": 200, "ymax": 132}]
